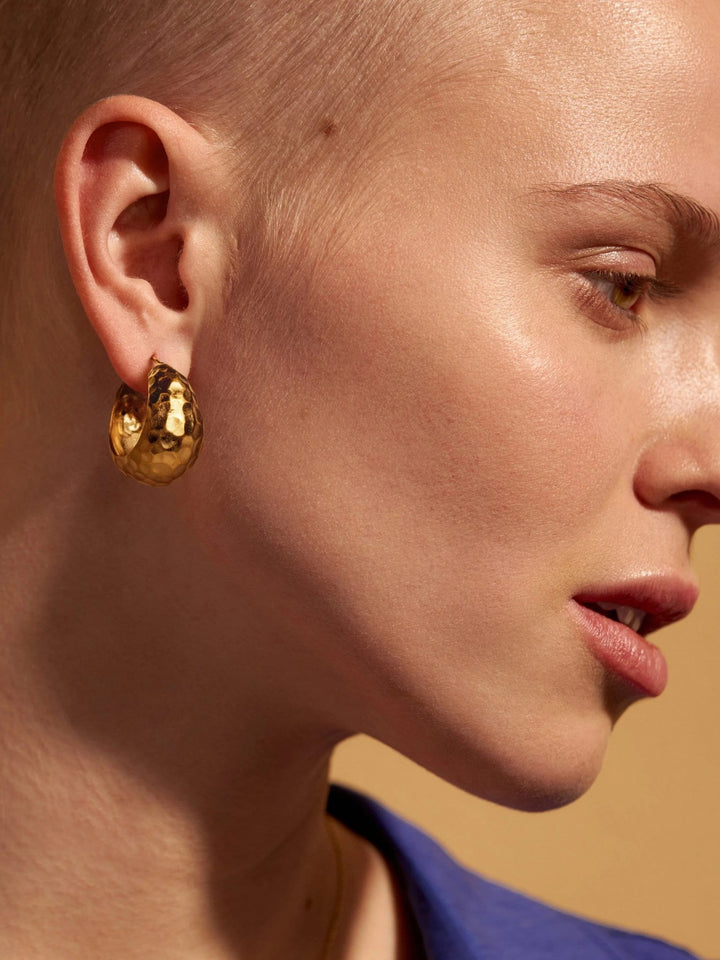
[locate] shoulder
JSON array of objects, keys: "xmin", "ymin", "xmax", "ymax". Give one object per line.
[{"xmin": 327, "ymin": 785, "xmax": 700, "ymax": 960}]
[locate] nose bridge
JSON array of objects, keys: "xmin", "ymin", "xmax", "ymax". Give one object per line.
[{"xmin": 667, "ymin": 323, "xmax": 720, "ymax": 442}]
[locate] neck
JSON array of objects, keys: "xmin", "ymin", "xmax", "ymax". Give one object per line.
[
  {"xmin": 0, "ymin": 463, "xmax": 345, "ymax": 960},
  {"xmin": 0, "ymin": 744, "xmax": 340, "ymax": 959}
]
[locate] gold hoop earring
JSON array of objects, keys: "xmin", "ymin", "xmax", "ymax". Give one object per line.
[{"xmin": 108, "ymin": 358, "xmax": 203, "ymax": 486}]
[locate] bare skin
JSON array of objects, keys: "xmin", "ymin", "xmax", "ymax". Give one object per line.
[{"xmin": 2, "ymin": 0, "xmax": 720, "ymax": 957}]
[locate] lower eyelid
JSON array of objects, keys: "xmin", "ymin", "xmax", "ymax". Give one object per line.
[{"xmin": 572, "ymin": 273, "xmax": 648, "ymax": 333}]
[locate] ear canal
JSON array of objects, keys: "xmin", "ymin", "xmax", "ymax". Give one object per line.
[{"xmin": 109, "ymin": 184, "xmax": 189, "ymax": 312}]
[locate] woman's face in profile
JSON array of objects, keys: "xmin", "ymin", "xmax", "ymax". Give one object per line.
[{"xmin": 195, "ymin": 0, "xmax": 720, "ymax": 809}]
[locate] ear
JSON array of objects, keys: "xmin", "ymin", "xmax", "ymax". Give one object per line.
[{"xmin": 54, "ymin": 95, "xmax": 225, "ymax": 391}]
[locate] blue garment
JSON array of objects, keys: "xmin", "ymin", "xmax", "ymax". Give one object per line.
[{"xmin": 327, "ymin": 784, "xmax": 700, "ymax": 960}]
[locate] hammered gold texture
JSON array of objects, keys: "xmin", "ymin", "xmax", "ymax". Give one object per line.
[{"xmin": 108, "ymin": 361, "xmax": 203, "ymax": 486}]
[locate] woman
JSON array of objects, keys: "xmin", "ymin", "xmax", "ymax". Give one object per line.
[{"xmin": 1, "ymin": 0, "xmax": 718, "ymax": 956}]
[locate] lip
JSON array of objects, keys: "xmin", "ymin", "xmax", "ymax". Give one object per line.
[{"xmin": 569, "ymin": 575, "xmax": 699, "ymax": 697}]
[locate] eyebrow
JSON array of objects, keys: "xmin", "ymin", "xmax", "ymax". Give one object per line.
[{"xmin": 531, "ymin": 180, "xmax": 720, "ymax": 253}]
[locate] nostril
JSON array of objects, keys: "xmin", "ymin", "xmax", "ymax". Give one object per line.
[
  {"xmin": 667, "ymin": 488, "xmax": 720, "ymax": 528},
  {"xmin": 669, "ymin": 489, "xmax": 720, "ymax": 511}
]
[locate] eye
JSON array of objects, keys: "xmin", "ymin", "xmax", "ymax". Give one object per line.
[
  {"xmin": 577, "ymin": 268, "xmax": 682, "ymax": 333},
  {"xmin": 588, "ymin": 270, "xmax": 649, "ymax": 312},
  {"xmin": 572, "ymin": 264, "xmax": 681, "ymax": 334}
]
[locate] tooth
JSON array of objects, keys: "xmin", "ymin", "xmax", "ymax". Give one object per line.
[
  {"xmin": 596, "ymin": 602, "xmax": 621, "ymax": 618},
  {"xmin": 617, "ymin": 607, "xmax": 636, "ymax": 629},
  {"xmin": 595, "ymin": 602, "xmax": 645, "ymax": 632}
]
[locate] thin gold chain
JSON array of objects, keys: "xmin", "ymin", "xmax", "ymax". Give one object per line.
[{"xmin": 320, "ymin": 818, "xmax": 345, "ymax": 960}]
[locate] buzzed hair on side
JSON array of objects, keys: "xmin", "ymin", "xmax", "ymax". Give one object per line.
[{"xmin": 0, "ymin": 0, "xmax": 480, "ymax": 411}]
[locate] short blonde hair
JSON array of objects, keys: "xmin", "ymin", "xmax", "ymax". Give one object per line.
[{"xmin": 0, "ymin": 0, "xmax": 470, "ymax": 415}]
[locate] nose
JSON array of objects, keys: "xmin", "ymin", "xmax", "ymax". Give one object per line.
[{"xmin": 634, "ymin": 415, "xmax": 720, "ymax": 532}]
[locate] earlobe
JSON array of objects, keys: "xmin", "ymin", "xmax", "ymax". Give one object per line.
[{"xmin": 54, "ymin": 96, "xmax": 220, "ymax": 391}]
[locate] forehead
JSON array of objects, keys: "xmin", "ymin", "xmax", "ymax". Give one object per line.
[
  {"xmin": 430, "ymin": 0, "xmax": 720, "ymax": 205},
  {"xmin": 483, "ymin": 0, "xmax": 717, "ymax": 79}
]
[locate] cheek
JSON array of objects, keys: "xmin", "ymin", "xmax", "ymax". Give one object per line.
[
  {"xmin": 195, "ymin": 216, "xmax": 632, "ymax": 613},
  {"xmin": 279, "ymin": 239, "xmax": 627, "ymax": 574}
]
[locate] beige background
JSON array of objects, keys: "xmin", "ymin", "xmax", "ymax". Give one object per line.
[{"xmin": 331, "ymin": 527, "xmax": 720, "ymax": 958}]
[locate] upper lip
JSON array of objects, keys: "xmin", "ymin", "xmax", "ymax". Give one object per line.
[{"xmin": 574, "ymin": 574, "xmax": 699, "ymax": 636}]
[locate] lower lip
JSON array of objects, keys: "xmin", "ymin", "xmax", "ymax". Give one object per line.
[{"xmin": 569, "ymin": 600, "xmax": 668, "ymax": 697}]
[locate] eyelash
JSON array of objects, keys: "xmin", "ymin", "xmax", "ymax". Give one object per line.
[{"xmin": 582, "ymin": 269, "xmax": 679, "ymax": 332}]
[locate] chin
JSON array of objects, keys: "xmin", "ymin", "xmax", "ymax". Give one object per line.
[
  {"xmin": 464, "ymin": 755, "xmax": 605, "ymax": 814},
  {"xmin": 493, "ymin": 764, "xmax": 604, "ymax": 813},
  {"xmin": 408, "ymin": 714, "xmax": 613, "ymax": 814}
]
